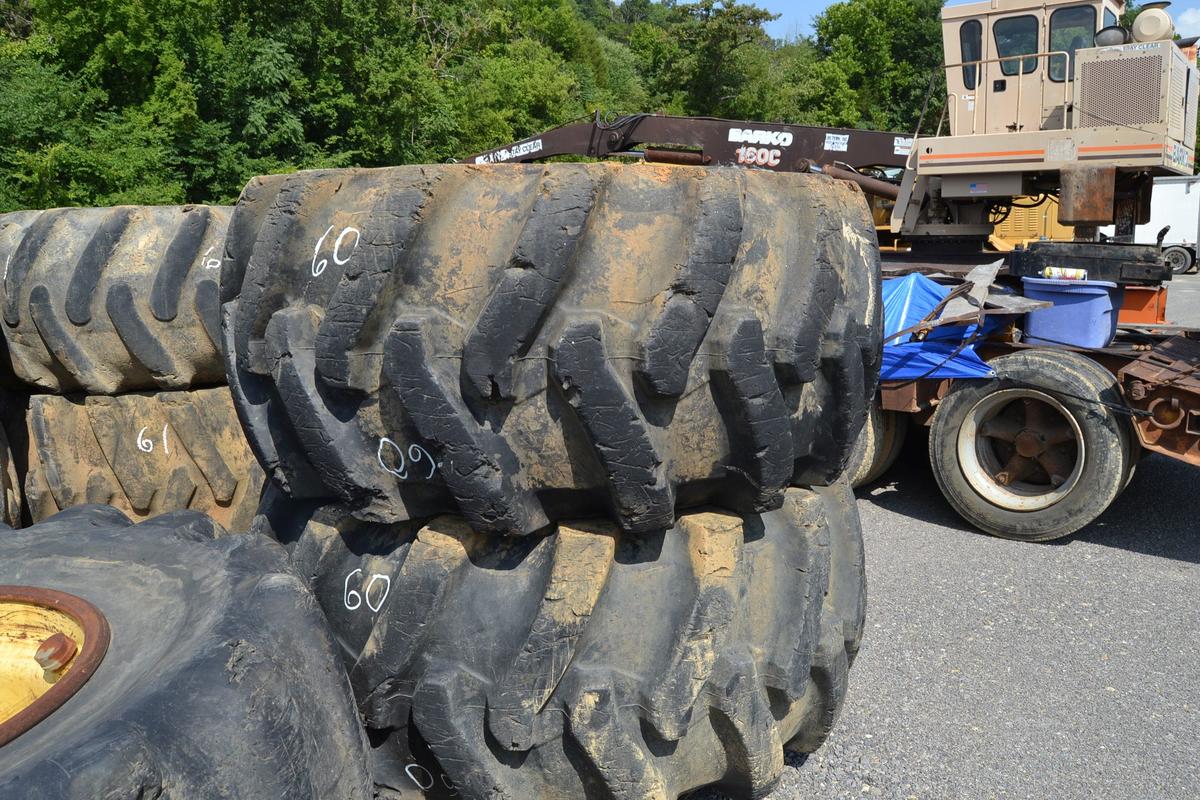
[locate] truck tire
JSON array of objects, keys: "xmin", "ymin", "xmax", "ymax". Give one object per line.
[
  {"xmin": 1163, "ymin": 245, "xmax": 1193, "ymax": 275},
  {"xmin": 928, "ymin": 349, "xmax": 1132, "ymax": 541},
  {"xmin": 846, "ymin": 402, "xmax": 908, "ymax": 488},
  {"xmin": 0, "ymin": 205, "xmax": 228, "ymax": 394},
  {"xmin": 222, "ymin": 164, "xmax": 880, "ymax": 536},
  {"xmin": 280, "ymin": 481, "xmax": 865, "ymax": 800},
  {"xmin": 0, "ymin": 505, "xmax": 373, "ymax": 799},
  {"xmin": 20, "ymin": 387, "xmax": 265, "ymax": 529}
]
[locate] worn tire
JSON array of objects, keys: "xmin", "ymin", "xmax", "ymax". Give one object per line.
[
  {"xmin": 929, "ymin": 349, "xmax": 1131, "ymax": 541},
  {"xmin": 19, "ymin": 387, "xmax": 265, "ymax": 529},
  {"xmin": 846, "ymin": 402, "xmax": 908, "ymax": 488},
  {"xmin": 222, "ymin": 164, "xmax": 880, "ymax": 536},
  {"xmin": 274, "ymin": 480, "xmax": 865, "ymax": 799},
  {"xmin": 0, "ymin": 505, "xmax": 373, "ymax": 799},
  {"xmin": 0, "ymin": 205, "xmax": 228, "ymax": 394}
]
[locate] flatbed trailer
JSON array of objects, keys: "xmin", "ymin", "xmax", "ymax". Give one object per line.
[{"xmin": 851, "ymin": 275, "xmax": 1200, "ymax": 540}]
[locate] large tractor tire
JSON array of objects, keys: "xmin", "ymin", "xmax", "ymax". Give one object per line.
[
  {"xmin": 0, "ymin": 205, "xmax": 228, "ymax": 394},
  {"xmin": 222, "ymin": 164, "xmax": 880, "ymax": 537},
  {"xmin": 275, "ymin": 480, "xmax": 865, "ymax": 800},
  {"xmin": 929, "ymin": 349, "xmax": 1132, "ymax": 541},
  {"xmin": 0, "ymin": 505, "xmax": 373, "ymax": 799},
  {"xmin": 19, "ymin": 387, "xmax": 264, "ymax": 529}
]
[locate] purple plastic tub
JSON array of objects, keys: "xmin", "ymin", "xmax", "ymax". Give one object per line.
[{"xmin": 1021, "ymin": 276, "xmax": 1124, "ymax": 349}]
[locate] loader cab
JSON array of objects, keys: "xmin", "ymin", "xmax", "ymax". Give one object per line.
[{"xmin": 942, "ymin": 0, "xmax": 1125, "ymax": 135}]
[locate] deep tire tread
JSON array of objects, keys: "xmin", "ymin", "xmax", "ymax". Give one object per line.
[
  {"xmin": 223, "ymin": 165, "xmax": 879, "ymax": 536},
  {"xmin": 23, "ymin": 387, "xmax": 265, "ymax": 528},
  {"xmin": 287, "ymin": 483, "xmax": 865, "ymax": 799},
  {"xmin": 0, "ymin": 205, "xmax": 230, "ymax": 393}
]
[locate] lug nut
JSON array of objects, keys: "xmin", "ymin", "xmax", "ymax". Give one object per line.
[{"xmin": 35, "ymin": 632, "xmax": 78, "ymax": 672}]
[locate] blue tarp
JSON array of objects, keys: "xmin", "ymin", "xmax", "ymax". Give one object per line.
[{"xmin": 880, "ymin": 273, "xmax": 997, "ymax": 381}]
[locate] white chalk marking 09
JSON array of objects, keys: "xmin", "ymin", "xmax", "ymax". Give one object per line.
[{"xmin": 377, "ymin": 437, "xmax": 437, "ymax": 481}]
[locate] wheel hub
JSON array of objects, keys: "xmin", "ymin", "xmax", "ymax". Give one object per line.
[
  {"xmin": 958, "ymin": 388, "xmax": 1086, "ymax": 512},
  {"xmin": 0, "ymin": 586, "xmax": 109, "ymax": 748},
  {"xmin": 1014, "ymin": 429, "xmax": 1045, "ymax": 458}
]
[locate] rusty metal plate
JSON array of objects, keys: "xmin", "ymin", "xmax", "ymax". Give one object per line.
[
  {"xmin": 1119, "ymin": 336, "xmax": 1200, "ymax": 466},
  {"xmin": 880, "ymin": 379, "xmax": 953, "ymax": 414},
  {"xmin": 0, "ymin": 586, "xmax": 110, "ymax": 748},
  {"xmin": 1058, "ymin": 165, "xmax": 1116, "ymax": 225}
]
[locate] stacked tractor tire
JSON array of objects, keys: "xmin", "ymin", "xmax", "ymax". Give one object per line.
[{"xmin": 0, "ymin": 163, "xmax": 880, "ymax": 799}]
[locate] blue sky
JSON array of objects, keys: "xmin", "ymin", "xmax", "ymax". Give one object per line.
[
  {"xmin": 761, "ymin": 0, "xmax": 1200, "ymax": 40},
  {"xmin": 759, "ymin": 0, "xmax": 827, "ymax": 39}
]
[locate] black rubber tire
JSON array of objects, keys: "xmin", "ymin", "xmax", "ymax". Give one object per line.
[
  {"xmin": 784, "ymin": 480, "xmax": 867, "ymax": 754},
  {"xmin": 929, "ymin": 349, "xmax": 1131, "ymax": 541},
  {"xmin": 0, "ymin": 205, "xmax": 229, "ymax": 394},
  {"xmin": 0, "ymin": 505, "xmax": 373, "ymax": 799},
  {"xmin": 1163, "ymin": 245, "xmax": 1194, "ymax": 275},
  {"xmin": 846, "ymin": 403, "xmax": 908, "ymax": 488},
  {"xmin": 270, "ymin": 480, "xmax": 865, "ymax": 800},
  {"xmin": 0, "ymin": 392, "xmax": 22, "ymax": 526},
  {"xmin": 221, "ymin": 164, "xmax": 880, "ymax": 537},
  {"xmin": 19, "ymin": 387, "xmax": 265, "ymax": 529}
]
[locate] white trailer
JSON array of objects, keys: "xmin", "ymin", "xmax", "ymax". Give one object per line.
[{"xmin": 1102, "ymin": 175, "xmax": 1200, "ymax": 273}]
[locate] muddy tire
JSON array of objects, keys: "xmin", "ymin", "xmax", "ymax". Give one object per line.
[
  {"xmin": 846, "ymin": 402, "xmax": 908, "ymax": 488},
  {"xmin": 222, "ymin": 164, "xmax": 880, "ymax": 536},
  {"xmin": 0, "ymin": 505, "xmax": 373, "ymax": 799},
  {"xmin": 929, "ymin": 349, "xmax": 1131, "ymax": 541},
  {"xmin": 275, "ymin": 480, "xmax": 864, "ymax": 799},
  {"xmin": 0, "ymin": 205, "xmax": 228, "ymax": 394},
  {"xmin": 19, "ymin": 387, "xmax": 265, "ymax": 529}
]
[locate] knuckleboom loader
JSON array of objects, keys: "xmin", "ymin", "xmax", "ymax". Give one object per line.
[{"xmin": 894, "ymin": 0, "xmax": 1198, "ymax": 281}]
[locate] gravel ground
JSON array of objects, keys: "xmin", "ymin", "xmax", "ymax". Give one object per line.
[{"xmin": 761, "ymin": 274, "xmax": 1200, "ymax": 799}]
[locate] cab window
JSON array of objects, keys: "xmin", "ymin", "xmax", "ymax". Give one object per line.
[
  {"xmin": 960, "ymin": 20, "xmax": 983, "ymax": 89},
  {"xmin": 994, "ymin": 15, "xmax": 1040, "ymax": 76},
  {"xmin": 1104, "ymin": 8, "xmax": 1118, "ymax": 28},
  {"xmin": 1049, "ymin": 5, "xmax": 1097, "ymax": 81}
]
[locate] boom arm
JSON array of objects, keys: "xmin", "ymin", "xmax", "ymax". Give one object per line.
[{"xmin": 467, "ymin": 112, "xmax": 912, "ymax": 178}]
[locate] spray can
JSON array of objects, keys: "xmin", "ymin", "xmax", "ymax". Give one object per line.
[{"xmin": 1041, "ymin": 266, "xmax": 1088, "ymax": 280}]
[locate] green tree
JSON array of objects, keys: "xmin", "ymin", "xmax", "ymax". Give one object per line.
[
  {"xmin": 0, "ymin": 0, "xmax": 950, "ymax": 211},
  {"xmin": 813, "ymin": 0, "xmax": 944, "ymax": 131}
]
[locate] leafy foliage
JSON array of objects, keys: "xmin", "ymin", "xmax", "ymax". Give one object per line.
[{"xmin": 0, "ymin": 0, "xmax": 947, "ymax": 210}]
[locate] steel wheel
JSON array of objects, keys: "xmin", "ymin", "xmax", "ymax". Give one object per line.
[{"xmin": 957, "ymin": 388, "xmax": 1085, "ymax": 512}]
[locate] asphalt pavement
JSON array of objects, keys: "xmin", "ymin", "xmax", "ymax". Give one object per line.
[{"xmin": 762, "ymin": 273, "xmax": 1200, "ymax": 799}]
